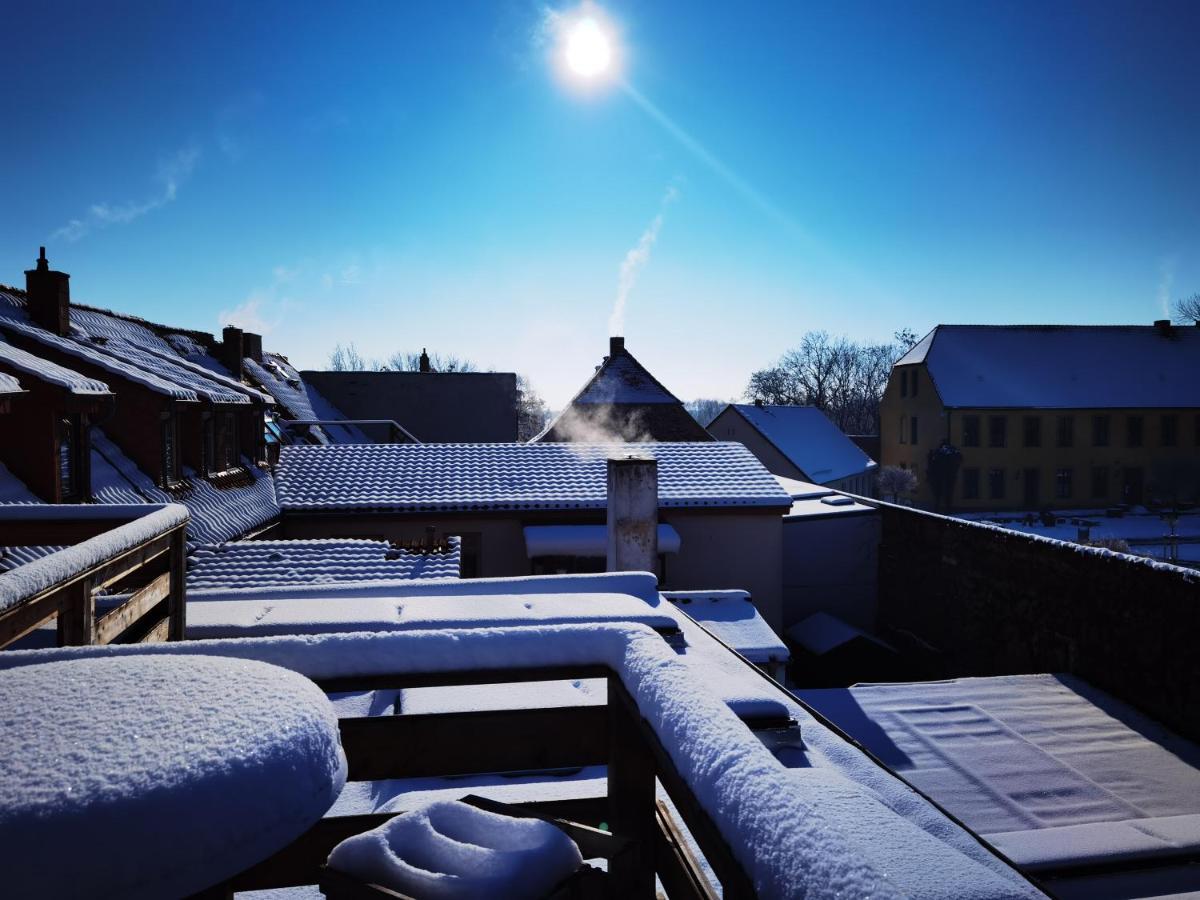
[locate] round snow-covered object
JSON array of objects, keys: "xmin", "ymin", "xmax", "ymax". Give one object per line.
[{"xmin": 0, "ymin": 654, "xmax": 347, "ymax": 899}]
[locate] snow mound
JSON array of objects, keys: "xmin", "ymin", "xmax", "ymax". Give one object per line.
[
  {"xmin": 327, "ymin": 800, "xmax": 582, "ymax": 899},
  {"xmin": 0, "ymin": 654, "xmax": 346, "ymax": 899}
]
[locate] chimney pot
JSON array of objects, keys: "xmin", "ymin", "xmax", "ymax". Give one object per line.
[
  {"xmin": 609, "ymin": 336, "xmax": 625, "ymax": 356},
  {"xmin": 222, "ymin": 325, "xmax": 245, "ymax": 374},
  {"xmin": 419, "ymin": 348, "xmax": 431, "ymax": 373}
]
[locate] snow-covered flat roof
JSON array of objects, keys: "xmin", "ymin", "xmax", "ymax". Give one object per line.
[
  {"xmin": 800, "ymin": 674, "xmax": 1200, "ymax": 886},
  {"xmin": 730, "ymin": 404, "xmax": 876, "ymax": 483},
  {"xmin": 898, "ymin": 324, "xmax": 1200, "ymax": 408},
  {"xmin": 186, "ymin": 538, "xmax": 460, "ymax": 591},
  {"xmin": 276, "ymin": 442, "xmax": 792, "ymax": 512},
  {"xmin": 664, "ymin": 590, "xmax": 789, "ymax": 665},
  {"xmin": 0, "ymin": 339, "xmax": 111, "ymax": 395}
]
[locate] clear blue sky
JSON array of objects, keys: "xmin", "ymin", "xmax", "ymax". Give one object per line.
[{"xmin": 2, "ymin": 1, "xmax": 1197, "ymax": 407}]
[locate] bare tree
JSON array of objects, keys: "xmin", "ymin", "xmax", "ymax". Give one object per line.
[
  {"xmin": 382, "ymin": 351, "xmax": 478, "ymax": 373},
  {"xmin": 328, "ymin": 342, "xmax": 369, "ymax": 371},
  {"xmin": 684, "ymin": 398, "xmax": 727, "ymax": 428},
  {"xmin": 1173, "ymin": 292, "xmax": 1200, "ymax": 325},
  {"xmin": 745, "ymin": 329, "xmax": 917, "ymax": 435},
  {"xmin": 876, "ymin": 465, "xmax": 918, "ymax": 502},
  {"xmin": 516, "ymin": 374, "xmax": 549, "ymax": 441}
]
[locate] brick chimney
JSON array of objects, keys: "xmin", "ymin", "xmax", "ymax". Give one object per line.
[
  {"xmin": 609, "ymin": 336, "xmax": 625, "ymax": 357},
  {"xmin": 222, "ymin": 325, "xmax": 244, "ymax": 373},
  {"xmin": 24, "ymin": 247, "xmax": 70, "ymax": 336},
  {"xmin": 242, "ymin": 331, "xmax": 263, "ymax": 363}
]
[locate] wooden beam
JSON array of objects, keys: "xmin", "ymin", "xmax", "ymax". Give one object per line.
[
  {"xmin": 607, "ymin": 675, "xmax": 657, "ymax": 898},
  {"xmin": 89, "ymin": 535, "xmax": 172, "ymax": 591},
  {"xmin": 654, "ymin": 800, "xmax": 720, "ymax": 900},
  {"xmin": 316, "ymin": 665, "xmax": 611, "ymax": 694},
  {"xmin": 459, "ymin": 794, "xmax": 620, "ymax": 861},
  {"xmin": 0, "ymin": 591, "xmax": 60, "ymax": 648},
  {"xmin": 339, "ymin": 705, "xmax": 607, "ymax": 781},
  {"xmin": 95, "ymin": 572, "xmax": 170, "ymax": 644},
  {"xmin": 0, "ymin": 518, "xmax": 137, "ymax": 545},
  {"xmin": 57, "ymin": 577, "xmax": 95, "ymax": 646},
  {"xmin": 168, "ymin": 525, "xmax": 187, "ymax": 641},
  {"xmin": 136, "ymin": 615, "xmax": 171, "ymax": 644}
]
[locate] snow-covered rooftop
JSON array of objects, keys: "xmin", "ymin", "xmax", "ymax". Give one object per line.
[
  {"xmin": 276, "ymin": 442, "xmax": 792, "ymax": 512},
  {"xmin": 896, "ymin": 324, "xmax": 1200, "ymax": 408},
  {"xmin": 664, "ymin": 590, "xmax": 789, "ymax": 665},
  {"xmin": 0, "ymin": 370, "xmax": 22, "ymax": 395},
  {"xmin": 245, "ymin": 355, "xmax": 365, "ymax": 444},
  {"xmin": 730, "ymin": 404, "xmax": 876, "ymax": 483},
  {"xmin": 575, "ymin": 352, "xmax": 679, "ymax": 405},
  {"xmin": 186, "ymin": 538, "xmax": 461, "ymax": 591},
  {"xmin": 0, "ymin": 339, "xmax": 111, "ymax": 395},
  {"xmin": 800, "ymin": 674, "xmax": 1200, "ymax": 891}
]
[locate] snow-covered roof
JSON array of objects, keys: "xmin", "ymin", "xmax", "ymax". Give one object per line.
[
  {"xmin": 786, "ymin": 611, "xmax": 893, "ymax": 655},
  {"xmin": 186, "ymin": 538, "xmax": 460, "ymax": 591},
  {"xmin": 0, "ymin": 339, "xmax": 111, "ymax": 396},
  {"xmin": 90, "ymin": 429, "xmax": 278, "ymax": 547},
  {"xmin": 78, "ymin": 337, "xmax": 250, "ymax": 404},
  {"xmin": 897, "ymin": 324, "xmax": 1200, "ymax": 408},
  {"xmin": 0, "ymin": 370, "xmax": 22, "ymax": 395},
  {"xmin": 0, "ymin": 318, "xmax": 199, "ymax": 401},
  {"xmin": 730, "ymin": 404, "xmax": 876, "ymax": 484},
  {"xmin": 575, "ymin": 352, "xmax": 679, "ymax": 404},
  {"xmin": 245, "ymin": 355, "xmax": 365, "ymax": 443},
  {"xmin": 276, "ymin": 442, "xmax": 791, "ymax": 512},
  {"xmin": 800, "ymin": 674, "xmax": 1200, "ymax": 885},
  {"xmin": 664, "ymin": 590, "xmax": 789, "ymax": 665}
]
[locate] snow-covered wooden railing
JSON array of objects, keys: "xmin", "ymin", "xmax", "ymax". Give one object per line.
[{"xmin": 0, "ymin": 504, "xmax": 189, "ymax": 648}]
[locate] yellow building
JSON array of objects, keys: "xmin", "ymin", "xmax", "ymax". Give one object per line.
[{"xmin": 880, "ymin": 323, "xmax": 1200, "ymax": 511}]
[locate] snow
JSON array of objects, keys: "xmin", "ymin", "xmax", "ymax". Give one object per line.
[
  {"xmin": 90, "ymin": 428, "xmax": 279, "ymax": 547},
  {"xmin": 664, "ymin": 590, "xmax": 789, "ymax": 665},
  {"xmin": 0, "ymin": 503, "xmax": 188, "ymax": 613},
  {"xmin": 0, "ymin": 339, "xmax": 110, "ymax": 394},
  {"xmin": 0, "ymin": 624, "xmax": 1038, "ymax": 898},
  {"xmin": 0, "ymin": 460, "xmax": 39, "ymax": 503},
  {"xmin": 245, "ymin": 355, "xmax": 366, "ymax": 444},
  {"xmin": 787, "ymin": 611, "xmax": 893, "ymax": 655},
  {"xmin": 523, "ymin": 524, "xmax": 681, "ymax": 557},
  {"xmin": 0, "ymin": 654, "xmax": 346, "ymax": 899},
  {"xmin": 326, "ymin": 799, "xmax": 583, "ymax": 899},
  {"xmin": 184, "ymin": 591, "xmax": 680, "ymax": 638},
  {"xmin": 798, "ymin": 674, "xmax": 1200, "ymax": 872},
  {"xmin": 186, "ymin": 538, "xmax": 461, "ymax": 591},
  {"xmin": 898, "ymin": 324, "xmax": 1200, "ymax": 408},
  {"xmin": 574, "ymin": 352, "xmax": 679, "ymax": 405},
  {"xmin": 276, "ymin": 442, "xmax": 792, "ymax": 512},
  {"xmin": 85, "ymin": 335, "xmax": 251, "ymax": 403},
  {"xmin": 0, "ymin": 370, "xmax": 20, "ymax": 394},
  {"xmin": 731, "ymin": 404, "xmax": 877, "ymax": 484},
  {"xmin": 0, "ymin": 317, "xmax": 199, "ymax": 400}
]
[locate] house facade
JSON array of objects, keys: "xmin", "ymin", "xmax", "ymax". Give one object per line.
[{"xmin": 881, "ymin": 323, "xmax": 1200, "ymax": 511}]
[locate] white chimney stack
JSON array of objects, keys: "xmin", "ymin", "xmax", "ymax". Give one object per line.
[{"xmin": 606, "ymin": 454, "xmax": 658, "ymax": 575}]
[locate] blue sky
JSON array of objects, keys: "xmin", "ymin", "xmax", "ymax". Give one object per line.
[{"xmin": 2, "ymin": 0, "xmax": 1198, "ymax": 407}]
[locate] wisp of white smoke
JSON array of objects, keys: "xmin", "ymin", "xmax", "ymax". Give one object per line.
[{"xmin": 609, "ymin": 185, "xmax": 678, "ymax": 336}]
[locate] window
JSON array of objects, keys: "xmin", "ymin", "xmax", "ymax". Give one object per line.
[
  {"xmin": 910, "ymin": 416, "xmax": 919, "ymax": 445},
  {"xmin": 1161, "ymin": 414, "xmax": 1178, "ymax": 447},
  {"xmin": 962, "ymin": 468, "xmax": 980, "ymax": 500},
  {"xmin": 988, "ymin": 416, "xmax": 1007, "ymax": 448},
  {"xmin": 988, "ymin": 468, "xmax": 1006, "ymax": 500},
  {"xmin": 900, "ymin": 370, "xmax": 908, "ymax": 397},
  {"xmin": 202, "ymin": 416, "xmax": 216, "ymax": 476},
  {"xmin": 221, "ymin": 412, "xmax": 239, "ymax": 470},
  {"xmin": 962, "ymin": 415, "xmax": 980, "ymax": 447},
  {"xmin": 1056, "ymin": 415, "xmax": 1074, "ymax": 448},
  {"xmin": 1092, "ymin": 415, "xmax": 1110, "ymax": 447},
  {"xmin": 1091, "ymin": 466, "xmax": 1108, "ymax": 499},
  {"xmin": 1022, "ymin": 416, "xmax": 1041, "ymax": 448},
  {"xmin": 161, "ymin": 415, "xmax": 179, "ymax": 486},
  {"xmin": 58, "ymin": 417, "xmax": 80, "ymax": 501},
  {"xmin": 898, "ymin": 415, "xmax": 906, "ymax": 444},
  {"xmin": 1055, "ymin": 468, "xmax": 1073, "ymax": 499},
  {"xmin": 1126, "ymin": 415, "xmax": 1143, "ymax": 448},
  {"xmin": 911, "ymin": 370, "xmax": 919, "ymax": 397}
]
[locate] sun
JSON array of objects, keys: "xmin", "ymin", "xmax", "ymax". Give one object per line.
[{"xmin": 564, "ymin": 17, "xmax": 612, "ymax": 79}]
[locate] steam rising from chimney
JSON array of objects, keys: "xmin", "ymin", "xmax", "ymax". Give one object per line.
[{"xmin": 608, "ymin": 184, "xmax": 679, "ymax": 336}]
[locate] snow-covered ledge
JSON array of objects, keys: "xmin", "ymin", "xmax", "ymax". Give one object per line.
[{"xmin": 0, "ymin": 625, "xmax": 1039, "ymax": 899}]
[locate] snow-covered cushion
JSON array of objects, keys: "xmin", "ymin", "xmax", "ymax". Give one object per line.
[
  {"xmin": 327, "ymin": 800, "xmax": 582, "ymax": 899},
  {"xmin": 0, "ymin": 655, "xmax": 346, "ymax": 899}
]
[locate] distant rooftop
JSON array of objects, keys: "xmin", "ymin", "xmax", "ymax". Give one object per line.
[
  {"xmin": 729, "ymin": 404, "xmax": 877, "ymax": 483},
  {"xmin": 896, "ymin": 323, "xmax": 1200, "ymax": 408},
  {"xmin": 276, "ymin": 442, "xmax": 792, "ymax": 512}
]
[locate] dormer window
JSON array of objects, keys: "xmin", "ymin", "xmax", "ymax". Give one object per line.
[
  {"xmin": 58, "ymin": 416, "xmax": 82, "ymax": 502},
  {"xmin": 161, "ymin": 414, "xmax": 180, "ymax": 487},
  {"xmin": 203, "ymin": 411, "xmax": 242, "ymax": 477}
]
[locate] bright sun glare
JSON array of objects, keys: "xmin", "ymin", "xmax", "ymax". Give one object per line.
[{"xmin": 564, "ymin": 17, "xmax": 612, "ymax": 79}]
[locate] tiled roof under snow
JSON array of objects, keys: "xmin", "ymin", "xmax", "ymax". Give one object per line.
[
  {"xmin": 276, "ymin": 442, "xmax": 792, "ymax": 511},
  {"xmin": 186, "ymin": 538, "xmax": 461, "ymax": 590},
  {"xmin": 575, "ymin": 353, "xmax": 679, "ymax": 404},
  {"xmin": 0, "ymin": 318, "xmax": 198, "ymax": 401},
  {"xmin": 244, "ymin": 355, "xmax": 364, "ymax": 443},
  {"xmin": 90, "ymin": 429, "xmax": 278, "ymax": 546},
  {"xmin": 0, "ymin": 340, "xmax": 111, "ymax": 396},
  {"xmin": 77, "ymin": 337, "xmax": 250, "ymax": 404},
  {"xmin": 896, "ymin": 324, "xmax": 1200, "ymax": 408},
  {"xmin": 731, "ymin": 404, "xmax": 876, "ymax": 483}
]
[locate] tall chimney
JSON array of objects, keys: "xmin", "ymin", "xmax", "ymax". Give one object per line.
[
  {"xmin": 609, "ymin": 336, "xmax": 625, "ymax": 357},
  {"xmin": 606, "ymin": 454, "xmax": 658, "ymax": 576},
  {"xmin": 222, "ymin": 325, "xmax": 244, "ymax": 373},
  {"xmin": 242, "ymin": 332, "xmax": 263, "ymax": 363},
  {"xmin": 419, "ymin": 348, "xmax": 431, "ymax": 373},
  {"xmin": 1154, "ymin": 319, "xmax": 1173, "ymax": 337},
  {"xmin": 24, "ymin": 247, "xmax": 70, "ymax": 336}
]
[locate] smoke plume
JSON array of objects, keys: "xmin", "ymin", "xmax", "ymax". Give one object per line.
[{"xmin": 609, "ymin": 185, "xmax": 679, "ymax": 336}]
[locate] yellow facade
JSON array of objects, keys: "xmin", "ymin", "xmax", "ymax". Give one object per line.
[{"xmin": 880, "ymin": 362, "xmax": 1200, "ymax": 510}]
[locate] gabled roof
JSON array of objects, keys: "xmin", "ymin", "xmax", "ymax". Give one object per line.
[
  {"xmin": 897, "ymin": 324, "xmax": 1200, "ymax": 409},
  {"xmin": 729, "ymin": 404, "xmax": 876, "ymax": 483},
  {"xmin": 0, "ymin": 340, "xmax": 110, "ymax": 396},
  {"xmin": 535, "ymin": 339, "xmax": 712, "ymax": 442},
  {"xmin": 276, "ymin": 442, "xmax": 792, "ymax": 512}
]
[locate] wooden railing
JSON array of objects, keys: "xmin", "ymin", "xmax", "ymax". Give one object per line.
[
  {"xmin": 0, "ymin": 504, "xmax": 189, "ymax": 649},
  {"xmin": 203, "ymin": 664, "xmax": 755, "ymax": 899}
]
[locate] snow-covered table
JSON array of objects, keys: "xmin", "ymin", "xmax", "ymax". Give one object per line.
[{"xmin": 0, "ymin": 654, "xmax": 347, "ymax": 899}]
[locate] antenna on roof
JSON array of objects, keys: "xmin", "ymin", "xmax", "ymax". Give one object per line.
[{"xmin": 36, "ymin": 247, "xmax": 48, "ymax": 272}]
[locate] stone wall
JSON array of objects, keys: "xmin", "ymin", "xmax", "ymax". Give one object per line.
[{"xmin": 876, "ymin": 502, "xmax": 1200, "ymax": 741}]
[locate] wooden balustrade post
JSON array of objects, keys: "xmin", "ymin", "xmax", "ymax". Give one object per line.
[
  {"xmin": 608, "ymin": 676, "xmax": 658, "ymax": 898},
  {"xmin": 57, "ymin": 576, "xmax": 95, "ymax": 646},
  {"xmin": 168, "ymin": 525, "xmax": 187, "ymax": 641}
]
